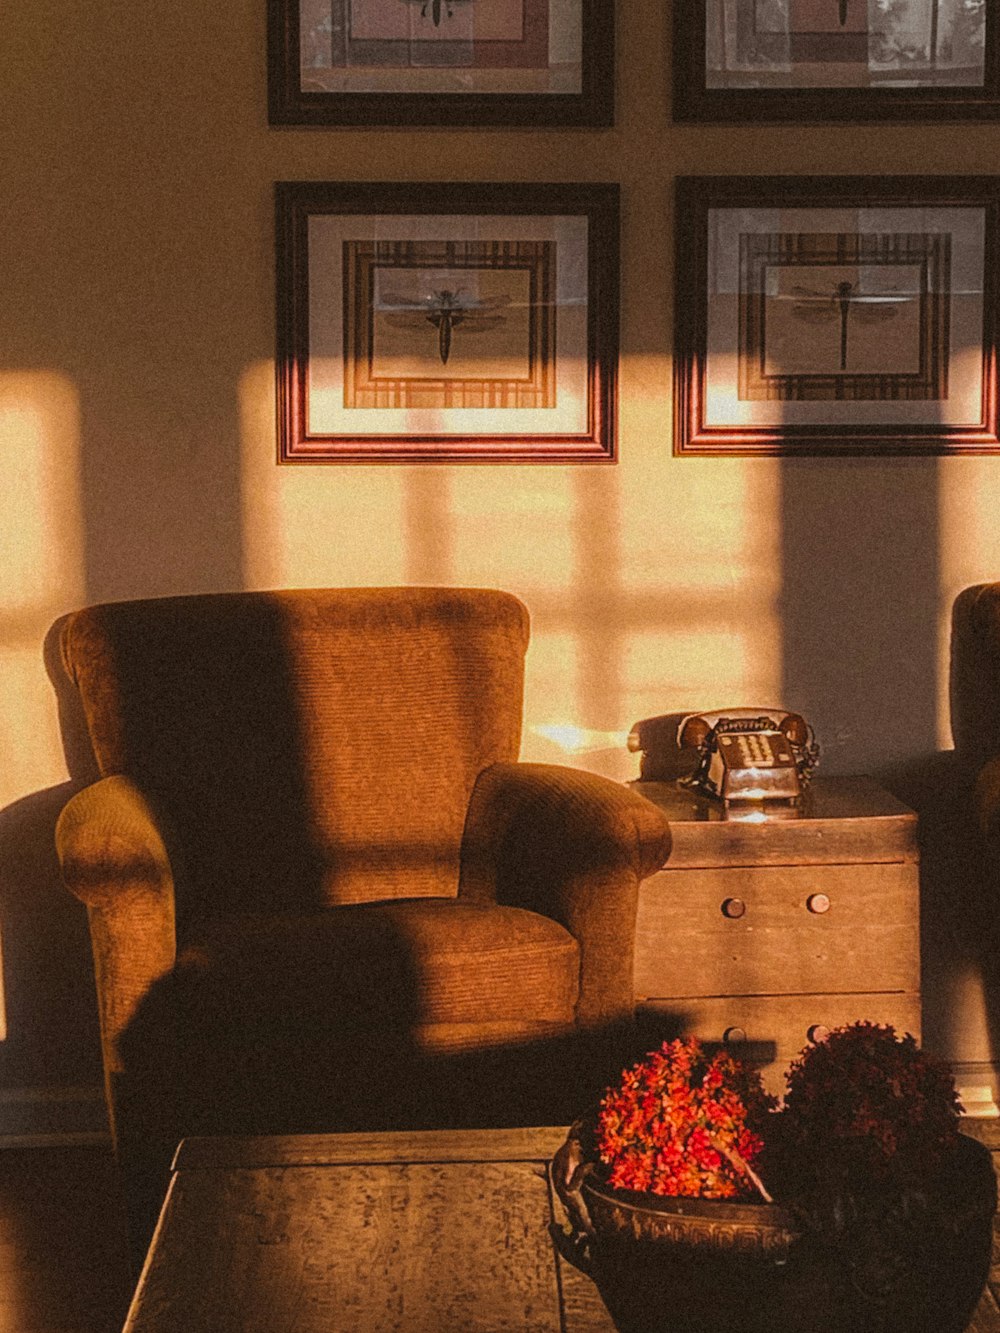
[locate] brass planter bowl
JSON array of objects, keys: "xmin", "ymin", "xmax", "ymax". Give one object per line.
[
  {"xmin": 581, "ymin": 1176, "xmax": 798, "ymax": 1261},
  {"xmin": 554, "ymin": 1128, "xmax": 997, "ymax": 1333}
]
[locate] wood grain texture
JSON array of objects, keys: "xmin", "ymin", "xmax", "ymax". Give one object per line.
[
  {"xmin": 635, "ymin": 861, "xmax": 920, "ymax": 998},
  {"xmin": 4, "ymin": 1137, "xmax": 1000, "ymax": 1333},
  {"xmin": 127, "ymin": 1129, "xmax": 617, "ymax": 1333},
  {"xmin": 174, "ymin": 1126, "xmax": 574, "ymax": 1172},
  {"xmin": 633, "ymin": 776, "xmax": 918, "ymax": 870},
  {"xmin": 632, "ymin": 777, "xmax": 922, "ymax": 1098}
]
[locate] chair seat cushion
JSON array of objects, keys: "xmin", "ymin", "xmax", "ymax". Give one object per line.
[
  {"xmin": 120, "ymin": 902, "xmax": 583, "ymax": 1140},
  {"xmin": 176, "ymin": 899, "xmax": 580, "ymax": 1033}
]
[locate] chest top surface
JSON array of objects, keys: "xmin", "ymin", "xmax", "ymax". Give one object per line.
[{"xmin": 632, "ymin": 775, "xmax": 917, "ymax": 870}]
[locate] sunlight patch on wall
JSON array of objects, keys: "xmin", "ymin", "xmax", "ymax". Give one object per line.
[
  {"xmin": 622, "ymin": 626, "xmax": 777, "ymax": 720},
  {"xmin": 0, "ymin": 374, "xmax": 84, "ymax": 805},
  {"xmin": 533, "ymin": 723, "xmax": 630, "ymax": 754},
  {"xmin": 239, "ymin": 362, "xmax": 410, "ymax": 589},
  {"xmin": 520, "ymin": 630, "xmax": 581, "ymax": 763},
  {"xmin": 239, "ymin": 355, "xmax": 783, "ymax": 783},
  {"xmin": 620, "ymin": 453, "xmax": 784, "ymax": 595},
  {"xmin": 445, "ymin": 467, "xmax": 578, "ymax": 588},
  {"xmin": 0, "ymin": 373, "xmax": 85, "ymax": 1045},
  {"xmin": 519, "ymin": 451, "xmax": 782, "ymax": 773},
  {"xmin": 518, "ymin": 451, "xmax": 781, "ymax": 774}
]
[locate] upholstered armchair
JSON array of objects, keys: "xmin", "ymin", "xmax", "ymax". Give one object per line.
[
  {"xmin": 953, "ymin": 585, "xmax": 1000, "ymax": 816},
  {"xmin": 951, "ymin": 583, "xmax": 1000, "ymax": 908},
  {"xmin": 948, "ymin": 585, "xmax": 1000, "ymax": 1112},
  {"xmin": 50, "ymin": 588, "xmax": 670, "ymax": 1243}
]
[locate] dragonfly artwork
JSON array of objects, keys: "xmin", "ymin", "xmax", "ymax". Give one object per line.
[
  {"xmin": 400, "ymin": 0, "xmax": 475, "ymax": 28},
  {"xmin": 377, "ymin": 287, "xmax": 513, "ymax": 365},
  {"xmin": 777, "ymin": 277, "xmax": 916, "ymax": 372}
]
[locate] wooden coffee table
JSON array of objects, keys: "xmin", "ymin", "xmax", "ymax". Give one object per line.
[{"xmin": 122, "ymin": 1127, "xmax": 616, "ymax": 1332}]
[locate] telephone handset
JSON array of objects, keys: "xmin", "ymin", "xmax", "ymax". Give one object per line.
[{"xmin": 628, "ymin": 707, "xmax": 819, "ymax": 804}]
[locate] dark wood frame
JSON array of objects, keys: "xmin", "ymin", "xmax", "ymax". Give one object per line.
[
  {"xmin": 674, "ymin": 175, "xmax": 1000, "ymax": 458},
  {"xmin": 673, "ymin": 3, "xmax": 1000, "ymax": 123},
  {"xmin": 267, "ymin": 0, "xmax": 614, "ymax": 127},
  {"xmin": 276, "ymin": 180, "xmax": 619, "ymax": 463}
]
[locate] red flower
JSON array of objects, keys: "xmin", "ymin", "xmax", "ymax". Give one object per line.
[{"xmin": 595, "ymin": 1038, "xmax": 776, "ymax": 1201}]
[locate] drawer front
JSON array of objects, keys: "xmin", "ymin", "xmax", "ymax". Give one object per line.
[
  {"xmin": 637, "ymin": 992, "xmax": 923, "ymax": 1095},
  {"xmin": 634, "ymin": 862, "xmax": 919, "ymax": 999}
]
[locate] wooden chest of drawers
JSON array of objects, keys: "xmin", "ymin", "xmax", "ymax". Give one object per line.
[{"xmin": 632, "ymin": 776, "xmax": 920, "ymax": 1093}]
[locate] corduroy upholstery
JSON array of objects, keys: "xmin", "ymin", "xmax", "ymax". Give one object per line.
[
  {"xmin": 948, "ymin": 587, "xmax": 1000, "ymax": 1127},
  {"xmin": 952, "ymin": 585, "xmax": 1000, "ymax": 849},
  {"xmin": 952, "ymin": 584, "xmax": 1000, "ymax": 776},
  {"xmin": 51, "ymin": 587, "xmax": 671, "ymax": 1250},
  {"xmin": 59, "ymin": 588, "xmax": 530, "ymax": 915},
  {"xmin": 178, "ymin": 901, "xmax": 581, "ymax": 1032}
]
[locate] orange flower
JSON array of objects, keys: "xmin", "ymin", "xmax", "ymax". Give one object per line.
[{"xmin": 595, "ymin": 1038, "xmax": 775, "ymax": 1201}]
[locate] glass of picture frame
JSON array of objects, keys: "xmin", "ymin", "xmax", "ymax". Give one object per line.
[
  {"xmin": 673, "ymin": 175, "xmax": 1000, "ymax": 456},
  {"xmin": 268, "ymin": 0, "xmax": 614, "ymax": 126},
  {"xmin": 674, "ymin": 1, "xmax": 998, "ymax": 121},
  {"xmin": 275, "ymin": 180, "xmax": 619, "ymax": 462}
]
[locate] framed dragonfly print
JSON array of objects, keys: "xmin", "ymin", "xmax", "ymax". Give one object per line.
[
  {"xmin": 674, "ymin": 176, "xmax": 1000, "ymax": 456},
  {"xmin": 275, "ymin": 181, "xmax": 619, "ymax": 462},
  {"xmin": 267, "ymin": 0, "xmax": 613, "ymax": 126},
  {"xmin": 674, "ymin": 2, "xmax": 999, "ymax": 121}
]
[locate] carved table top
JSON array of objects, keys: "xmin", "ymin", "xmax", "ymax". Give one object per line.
[{"xmin": 124, "ymin": 1127, "xmax": 617, "ymax": 1332}]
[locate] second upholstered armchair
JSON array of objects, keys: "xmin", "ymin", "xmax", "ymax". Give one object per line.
[
  {"xmin": 953, "ymin": 583, "xmax": 1000, "ymax": 834},
  {"xmin": 50, "ymin": 587, "xmax": 670, "ymax": 1244}
]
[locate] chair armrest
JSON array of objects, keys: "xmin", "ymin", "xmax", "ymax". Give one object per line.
[
  {"xmin": 459, "ymin": 762, "xmax": 672, "ymax": 1027},
  {"xmin": 55, "ymin": 776, "xmax": 177, "ymax": 1076}
]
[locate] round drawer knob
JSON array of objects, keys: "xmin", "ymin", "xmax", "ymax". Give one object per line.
[
  {"xmin": 721, "ymin": 897, "xmax": 746, "ymax": 919},
  {"xmin": 723, "ymin": 1026, "xmax": 748, "ymax": 1044},
  {"xmin": 808, "ymin": 1025, "xmax": 831, "ymax": 1044},
  {"xmin": 807, "ymin": 893, "xmax": 831, "ymax": 915}
]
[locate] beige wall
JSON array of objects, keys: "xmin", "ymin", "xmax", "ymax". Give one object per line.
[{"xmin": 3, "ymin": 0, "xmax": 1000, "ymax": 1115}]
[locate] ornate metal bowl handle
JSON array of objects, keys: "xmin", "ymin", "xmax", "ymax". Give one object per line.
[{"xmin": 550, "ymin": 1119, "xmax": 596, "ymax": 1238}]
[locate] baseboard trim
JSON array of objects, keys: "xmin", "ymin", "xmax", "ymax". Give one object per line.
[
  {"xmin": 952, "ymin": 1061, "xmax": 1000, "ymax": 1119},
  {"xmin": 0, "ymin": 1130, "xmax": 111, "ymax": 1149},
  {"xmin": 0, "ymin": 1084, "xmax": 109, "ymax": 1147}
]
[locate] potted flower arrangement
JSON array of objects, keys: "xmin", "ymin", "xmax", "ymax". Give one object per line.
[
  {"xmin": 769, "ymin": 1022, "xmax": 995, "ymax": 1332},
  {"xmin": 553, "ymin": 1024, "xmax": 996, "ymax": 1333}
]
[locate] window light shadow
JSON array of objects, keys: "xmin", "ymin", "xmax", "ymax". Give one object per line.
[{"xmin": 0, "ymin": 372, "xmax": 85, "ymax": 1050}]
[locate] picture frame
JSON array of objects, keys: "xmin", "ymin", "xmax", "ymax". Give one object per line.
[
  {"xmin": 674, "ymin": 175, "xmax": 1000, "ymax": 457},
  {"xmin": 267, "ymin": 0, "xmax": 614, "ymax": 127},
  {"xmin": 275, "ymin": 180, "xmax": 619, "ymax": 463},
  {"xmin": 674, "ymin": 2, "xmax": 999, "ymax": 122}
]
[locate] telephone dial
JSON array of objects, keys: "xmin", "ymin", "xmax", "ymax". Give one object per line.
[{"xmin": 627, "ymin": 708, "xmax": 819, "ymax": 805}]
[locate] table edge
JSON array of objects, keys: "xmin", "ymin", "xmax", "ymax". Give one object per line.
[{"xmin": 172, "ymin": 1125, "xmax": 572, "ymax": 1172}]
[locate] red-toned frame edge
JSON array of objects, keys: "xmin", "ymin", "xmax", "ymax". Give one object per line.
[
  {"xmin": 267, "ymin": 0, "xmax": 614, "ymax": 128},
  {"xmin": 672, "ymin": 4, "xmax": 1000, "ymax": 124},
  {"xmin": 275, "ymin": 180, "xmax": 619, "ymax": 464},
  {"xmin": 673, "ymin": 175, "xmax": 1000, "ymax": 458}
]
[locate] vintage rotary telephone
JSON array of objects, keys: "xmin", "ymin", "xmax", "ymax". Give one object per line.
[{"xmin": 628, "ymin": 708, "xmax": 819, "ymax": 804}]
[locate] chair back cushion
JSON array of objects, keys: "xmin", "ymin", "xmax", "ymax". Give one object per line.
[
  {"xmin": 952, "ymin": 584, "xmax": 1000, "ymax": 766},
  {"xmin": 58, "ymin": 588, "xmax": 528, "ymax": 915}
]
